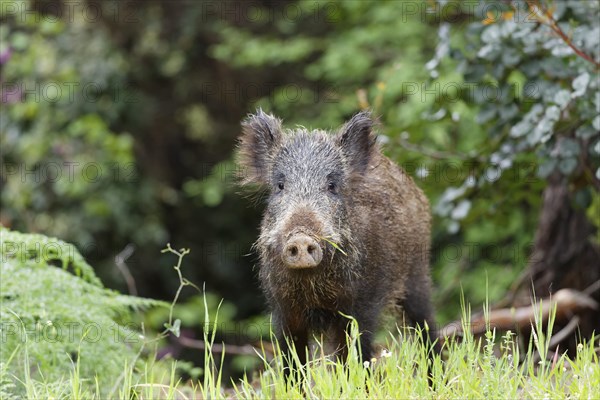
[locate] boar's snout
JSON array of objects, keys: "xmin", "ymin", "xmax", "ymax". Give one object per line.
[{"xmin": 282, "ymin": 234, "xmax": 323, "ymax": 269}]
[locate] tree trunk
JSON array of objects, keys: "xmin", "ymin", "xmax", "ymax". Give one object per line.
[{"xmin": 516, "ymin": 174, "xmax": 600, "ymax": 353}]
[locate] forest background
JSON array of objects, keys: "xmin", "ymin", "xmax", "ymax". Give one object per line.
[{"xmin": 1, "ymin": 0, "xmax": 599, "ymax": 384}]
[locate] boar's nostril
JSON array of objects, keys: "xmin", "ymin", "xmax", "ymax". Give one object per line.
[{"xmin": 282, "ymin": 234, "xmax": 323, "ymax": 269}]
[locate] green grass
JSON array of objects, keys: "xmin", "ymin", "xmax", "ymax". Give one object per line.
[{"xmin": 3, "ymin": 301, "xmax": 599, "ymax": 399}]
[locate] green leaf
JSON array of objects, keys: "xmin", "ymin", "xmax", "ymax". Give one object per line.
[
  {"xmin": 481, "ymin": 25, "xmax": 501, "ymax": 44},
  {"xmin": 451, "ymin": 200, "xmax": 471, "ymax": 220},
  {"xmin": 499, "ymin": 104, "xmax": 518, "ymax": 120},
  {"xmin": 477, "ymin": 107, "xmax": 496, "ymax": 124},
  {"xmin": 510, "ymin": 120, "xmax": 531, "ymax": 138},
  {"xmin": 558, "ymin": 138, "xmax": 581, "ymax": 158},
  {"xmin": 554, "ymin": 90, "xmax": 571, "ymax": 108},
  {"xmin": 593, "ymin": 115, "xmax": 600, "ymax": 131},
  {"xmin": 545, "ymin": 105, "xmax": 560, "ymax": 121},
  {"xmin": 574, "ymin": 188, "xmax": 592, "ymax": 209},
  {"xmin": 10, "ymin": 32, "xmax": 28, "ymax": 50},
  {"xmin": 447, "ymin": 220, "xmax": 460, "ymax": 234},
  {"xmin": 202, "ymin": 184, "xmax": 223, "ymax": 207},
  {"xmin": 558, "ymin": 157, "xmax": 578, "ymax": 175},
  {"xmin": 576, "ymin": 125, "xmax": 597, "ymax": 139},
  {"xmin": 477, "ymin": 44, "xmax": 500, "ymax": 60},
  {"xmin": 528, "ymin": 118, "xmax": 553, "ymax": 145},
  {"xmin": 164, "ymin": 319, "xmax": 181, "ymax": 337},
  {"xmin": 501, "ymin": 48, "xmax": 521, "ymax": 66},
  {"xmin": 320, "ymin": 237, "xmax": 348, "ymax": 256},
  {"xmin": 572, "ymin": 72, "xmax": 590, "ymax": 97},
  {"xmin": 538, "ymin": 159, "xmax": 557, "ymax": 178}
]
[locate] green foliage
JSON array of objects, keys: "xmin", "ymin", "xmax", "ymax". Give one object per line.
[
  {"xmin": 182, "ymin": 161, "xmax": 238, "ymax": 208},
  {"xmin": 1, "ymin": 0, "xmax": 264, "ymax": 323},
  {"xmin": 0, "ymin": 1, "xmax": 166, "ymax": 254},
  {"xmin": 445, "ymin": 0, "xmax": 599, "ymax": 202},
  {"xmin": 431, "ymin": 1, "xmax": 599, "ymax": 314},
  {"xmin": 210, "ymin": 26, "xmax": 316, "ymax": 68},
  {"xmin": 0, "ymin": 228, "xmax": 165, "ymax": 397}
]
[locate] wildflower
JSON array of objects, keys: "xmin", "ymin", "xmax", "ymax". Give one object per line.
[
  {"xmin": 0, "ymin": 47, "xmax": 11, "ymax": 64},
  {"xmin": 381, "ymin": 349, "xmax": 392, "ymax": 358}
]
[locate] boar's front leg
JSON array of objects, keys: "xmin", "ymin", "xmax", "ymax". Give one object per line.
[
  {"xmin": 273, "ymin": 310, "xmax": 309, "ymax": 378},
  {"xmin": 353, "ymin": 312, "xmax": 377, "ymax": 364},
  {"xmin": 331, "ymin": 309, "xmax": 377, "ymax": 364}
]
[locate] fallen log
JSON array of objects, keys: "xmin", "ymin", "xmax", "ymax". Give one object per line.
[{"xmin": 440, "ymin": 288, "xmax": 598, "ymax": 339}]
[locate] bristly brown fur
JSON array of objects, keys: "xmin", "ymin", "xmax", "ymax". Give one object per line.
[
  {"xmin": 336, "ymin": 111, "xmax": 379, "ymax": 175},
  {"xmin": 237, "ymin": 108, "xmax": 283, "ymax": 186}
]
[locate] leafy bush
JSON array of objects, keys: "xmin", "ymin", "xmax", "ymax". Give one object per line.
[
  {"xmin": 0, "ymin": 0, "xmax": 167, "ymax": 269},
  {"xmin": 0, "ymin": 228, "xmax": 165, "ymax": 397},
  {"xmin": 441, "ymin": 0, "xmax": 599, "ymax": 220}
]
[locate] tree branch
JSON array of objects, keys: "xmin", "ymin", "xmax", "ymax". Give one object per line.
[
  {"xmin": 176, "ymin": 335, "xmax": 274, "ymax": 361},
  {"xmin": 115, "ymin": 244, "xmax": 138, "ymax": 296},
  {"xmin": 525, "ymin": 0, "xmax": 600, "ymax": 69}
]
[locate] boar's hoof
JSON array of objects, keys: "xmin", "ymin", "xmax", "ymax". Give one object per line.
[{"xmin": 282, "ymin": 234, "xmax": 323, "ymax": 268}]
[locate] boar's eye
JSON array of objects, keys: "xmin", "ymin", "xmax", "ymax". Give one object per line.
[
  {"xmin": 327, "ymin": 181, "xmax": 337, "ymax": 194},
  {"xmin": 274, "ymin": 173, "xmax": 285, "ymax": 192}
]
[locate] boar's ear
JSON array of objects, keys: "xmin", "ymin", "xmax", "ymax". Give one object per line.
[
  {"xmin": 238, "ymin": 109, "xmax": 283, "ymax": 185},
  {"xmin": 337, "ymin": 111, "xmax": 377, "ymax": 174}
]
